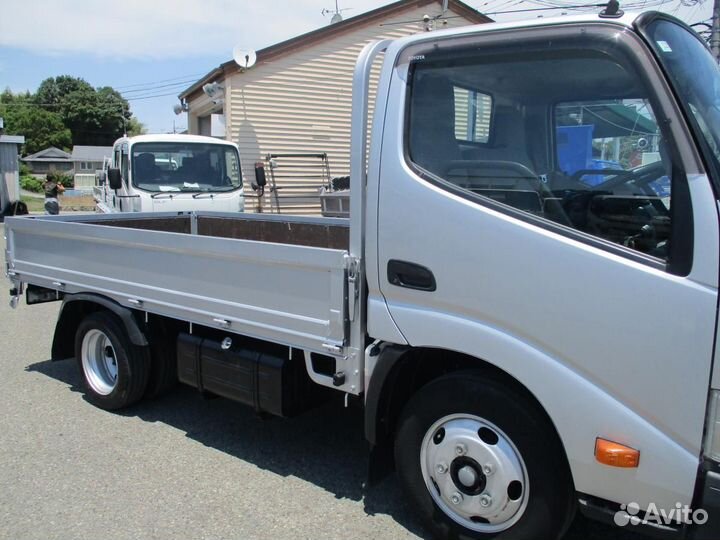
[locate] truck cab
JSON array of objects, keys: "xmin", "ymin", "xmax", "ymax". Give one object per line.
[{"xmin": 96, "ymin": 134, "xmax": 244, "ymax": 213}]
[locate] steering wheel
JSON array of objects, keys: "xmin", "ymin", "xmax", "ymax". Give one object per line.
[
  {"xmin": 580, "ymin": 161, "xmax": 667, "ymax": 192},
  {"xmin": 625, "ymin": 161, "xmax": 668, "ymax": 187},
  {"xmin": 569, "ymin": 168, "xmax": 628, "ymax": 186}
]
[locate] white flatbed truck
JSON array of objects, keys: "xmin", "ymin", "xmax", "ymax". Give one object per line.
[
  {"xmin": 95, "ymin": 134, "xmax": 245, "ymax": 214},
  {"xmin": 6, "ymin": 10, "xmax": 720, "ymax": 539}
]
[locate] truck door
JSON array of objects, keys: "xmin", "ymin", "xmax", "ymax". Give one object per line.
[{"xmin": 375, "ymin": 23, "xmax": 719, "ymax": 510}]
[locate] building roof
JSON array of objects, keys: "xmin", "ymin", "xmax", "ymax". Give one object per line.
[
  {"xmin": 22, "ymin": 147, "xmax": 72, "ymax": 162},
  {"xmin": 179, "ymin": 0, "xmax": 490, "ymax": 101},
  {"xmin": 71, "ymin": 145, "xmax": 113, "ymax": 161},
  {"xmin": 0, "ymin": 135, "xmax": 25, "ymax": 145}
]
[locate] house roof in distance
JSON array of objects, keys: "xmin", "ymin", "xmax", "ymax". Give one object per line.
[
  {"xmin": 179, "ymin": 0, "xmax": 491, "ymax": 101},
  {"xmin": 22, "ymin": 147, "xmax": 72, "ymax": 162},
  {"xmin": 71, "ymin": 146, "xmax": 113, "ymax": 161}
]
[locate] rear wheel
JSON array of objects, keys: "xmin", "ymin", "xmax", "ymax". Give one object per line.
[
  {"xmin": 394, "ymin": 371, "xmax": 575, "ymax": 540},
  {"xmin": 75, "ymin": 311, "xmax": 150, "ymax": 410}
]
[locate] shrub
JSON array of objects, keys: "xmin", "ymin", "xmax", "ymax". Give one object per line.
[
  {"xmin": 20, "ymin": 176, "xmax": 44, "ymax": 193},
  {"xmin": 20, "ymin": 171, "xmax": 74, "ymax": 193},
  {"xmin": 47, "ymin": 171, "xmax": 74, "ymax": 188}
]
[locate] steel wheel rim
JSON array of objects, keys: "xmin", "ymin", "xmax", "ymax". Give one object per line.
[
  {"xmin": 81, "ymin": 329, "xmax": 118, "ymax": 395},
  {"xmin": 420, "ymin": 413, "xmax": 530, "ymax": 533}
]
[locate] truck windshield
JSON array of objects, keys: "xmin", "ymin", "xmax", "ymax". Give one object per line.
[
  {"xmin": 642, "ymin": 18, "xmax": 720, "ymax": 172},
  {"xmin": 131, "ymin": 142, "xmax": 242, "ymax": 193}
]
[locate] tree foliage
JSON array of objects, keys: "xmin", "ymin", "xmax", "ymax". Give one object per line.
[
  {"xmin": 1, "ymin": 75, "xmax": 139, "ymax": 154},
  {"xmin": 127, "ymin": 117, "xmax": 147, "ymax": 136},
  {"xmin": 0, "ymin": 91, "xmax": 72, "ymax": 155}
]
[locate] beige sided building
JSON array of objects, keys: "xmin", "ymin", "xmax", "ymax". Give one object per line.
[{"xmin": 179, "ymin": 0, "xmax": 490, "ymax": 214}]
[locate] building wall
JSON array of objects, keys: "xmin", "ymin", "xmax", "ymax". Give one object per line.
[
  {"xmin": 26, "ymin": 161, "xmax": 74, "ymax": 174},
  {"xmin": 75, "ymin": 160, "xmax": 104, "ymax": 172},
  {"xmin": 0, "ymin": 142, "xmax": 20, "ymax": 203},
  {"xmin": 189, "ymin": 5, "xmax": 483, "ymax": 214}
]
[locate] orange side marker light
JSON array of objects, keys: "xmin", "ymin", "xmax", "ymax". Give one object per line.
[{"xmin": 595, "ymin": 438, "xmax": 640, "ymax": 468}]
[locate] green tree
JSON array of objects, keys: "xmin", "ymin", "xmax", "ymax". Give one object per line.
[
  {"xmin": 127, "ymin": 117, "xmax": 146, "ymax": 136},
  {"xmin": 2, "ymin": 76, "xmax": 142, "ymax": 153},
  {"xmin": 0, "ymin": 93, "xmax": 72, "ymax": 155},
  {"xmin": 34, "ymin": 76, "xmax": 134, "ymax": 146},
  {"xmin": 35, "ymin": 75, "xmax": 93, "ymax": 112}
]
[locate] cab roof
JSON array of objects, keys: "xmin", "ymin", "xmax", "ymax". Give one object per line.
[{"xmin": 113, "ymin": 134, "xmax": 238, "ymax": 148}]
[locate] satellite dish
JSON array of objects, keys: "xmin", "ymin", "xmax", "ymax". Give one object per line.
[
  {"xmin": 331, "ymin": 12, "xmax": 343, "ymax": 23},
  {"xmin": 173, "ymin": 103, "xmax": 183, "ymax": 115},
  {"xmin": 233, "ymin": 46, "xmax": 257, "ymax": 70}
]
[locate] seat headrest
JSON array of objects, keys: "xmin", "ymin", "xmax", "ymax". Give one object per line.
[{"xmin": 136, "ymin": 153, "xmax": 156, "ymax": 167}]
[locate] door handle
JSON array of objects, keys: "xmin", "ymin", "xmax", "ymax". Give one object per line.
[{"xmin": 387, "ymin": 260, "xmax": 436, "ymax": 291}]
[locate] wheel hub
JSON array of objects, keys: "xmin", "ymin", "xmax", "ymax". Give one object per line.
[
  {"xmin": 81, "ymin": 329, "xmax": 118, "ymax": 396},
  {"xmin": 450, "ymin": 456, "xmax": 486, "ymax": 495},
  {"xmin": 420, "ymin": 414, "xmax": 529, "ymax": 533}
]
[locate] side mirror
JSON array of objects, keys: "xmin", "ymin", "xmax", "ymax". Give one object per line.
[
  {"xmin": 107, "ymin": 168, "xmax": 122, "ymax": 190},
  {"xmin": 254, "ymin": 162, "xmax": 267, "ymax": 189}
]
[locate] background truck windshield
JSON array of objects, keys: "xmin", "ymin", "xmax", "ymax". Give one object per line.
[{"xmin": 131, "ymin": 143, "xmax": 242, "ymax": 193}]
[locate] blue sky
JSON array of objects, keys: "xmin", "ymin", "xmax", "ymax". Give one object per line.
[
  {"xmin": 0, "ymin": 0, "xmax": 712, "ymax": 135},
  {"xmin": 0, "ymin": 47, "xmax": 225, "ymax": 134}
]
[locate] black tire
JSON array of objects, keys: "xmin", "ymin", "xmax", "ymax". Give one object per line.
[
  {"xmin": 394, "ymin": 371, "xmax": 575, "ymax": 540},
  {"xmin": 74, "ymin": 311, "xmax": 150, "ymax": 410}
]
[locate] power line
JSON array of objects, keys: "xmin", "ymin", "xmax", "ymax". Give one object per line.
[
  {"xmin": 125, "ymin": 91, "xmax": 184, "ymax": 101},
  {"xmin": 120, "ymin": 78, "xmax": 200, "ymax": 95},
  {"xmin": 114, "ymin": 73, "xmax": 206, "ymax": 91},
  {"xmin": 482, "ymin": 3, "xmax": 604, "ymax": 15},
  {"xmin": 1, "ymin": 89, "xmax": 180, "ymax": 108}
]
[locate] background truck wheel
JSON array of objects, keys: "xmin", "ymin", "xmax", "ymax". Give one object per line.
[
  {"xmin": 394, "ymin": 371, "xmax": 575, "ymax": 540},
  {"xmin": 75, "ymin": 311, "xmax": 150, "ymax": 410}
]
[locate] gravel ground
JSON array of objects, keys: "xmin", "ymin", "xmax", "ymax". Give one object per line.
[{"xmin": 0, "ymin": 222, "xmax": 647, "ymax": 540}]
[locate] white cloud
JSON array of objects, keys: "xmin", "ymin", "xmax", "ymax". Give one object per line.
[
  {"xmin": 0, "ymin": 1, "xmax": 711, "ymax": 60},
  {"xmin": 0, "ymin": 0, "xmax": 393, "ymax": 59}
]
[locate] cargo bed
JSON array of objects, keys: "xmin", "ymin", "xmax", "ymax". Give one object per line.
[{"xmin": 4, "ymin": 212, "xmax": 351, "ymax": 355}]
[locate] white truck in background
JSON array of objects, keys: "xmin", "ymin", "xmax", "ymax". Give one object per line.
[
  {"xmin": 6, "ymin": 9, "xmax": 720, "ymax": 540},
  {"xmin": 95, "ymin": 134, "xmax": 244, "ymax": 213}
]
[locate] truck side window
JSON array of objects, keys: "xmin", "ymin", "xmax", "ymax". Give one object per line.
[
  {"xmin": 120, "ymin": 151, "xmax": 129, "ymax": 185},
  {"xmin": 225, "ymin": 151, "xmax": 242, "ymax": 188},
  {"xmin": 453, "ymin": 86, "xmax": 492, "ymax": 144},
  {"xmin": 406, "ymin": 43, "xmax": 683, "ymax": 265}
]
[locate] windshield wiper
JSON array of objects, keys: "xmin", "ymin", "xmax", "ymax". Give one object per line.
[
  {"xmin": 151, "ymin": 192, "xmax": 177, "ymax": 199},
  {"xmin": 192, "ymin": 193, "xmax": 215, "ymax": 199}
]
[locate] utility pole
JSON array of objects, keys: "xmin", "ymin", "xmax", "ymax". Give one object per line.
[{"xmin": 712, "ymin": 0, "xmax": 720, "ymax": 62}]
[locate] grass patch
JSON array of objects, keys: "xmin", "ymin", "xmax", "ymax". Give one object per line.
[
  {"xmin": 21, "ymin": 194, "xmax": 97, "ymax": 213},
  {"xmin": 20, "ymin": 195, "xmax": 46, "ymax": 213}
]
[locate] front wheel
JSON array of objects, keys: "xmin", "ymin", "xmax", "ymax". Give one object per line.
[
  {"xmin": 75, "ymin": 311, "xmax": 150, "ymax": 410},
  {"xmin": 394, "ymin": 371, "xmax": 575, "ymax": 540}
]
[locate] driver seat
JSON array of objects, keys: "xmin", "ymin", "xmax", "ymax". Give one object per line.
[
  {"xmin": 409, "ymin": 74, "xmax": 463, "ymax": 179},
  {"xmin": 135, "ymin": 153, "xmax": 160, "ymax": 183}
]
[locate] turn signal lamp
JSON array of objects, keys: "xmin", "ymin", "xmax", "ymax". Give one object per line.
[{"xmin": 595, "ymin": 438, "xmax": 640, "ymax": 468}]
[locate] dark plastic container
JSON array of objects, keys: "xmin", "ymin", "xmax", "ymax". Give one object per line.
[{"xmin": 177, "ymin": 332, "xmax": 311, "ymax": 417}]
